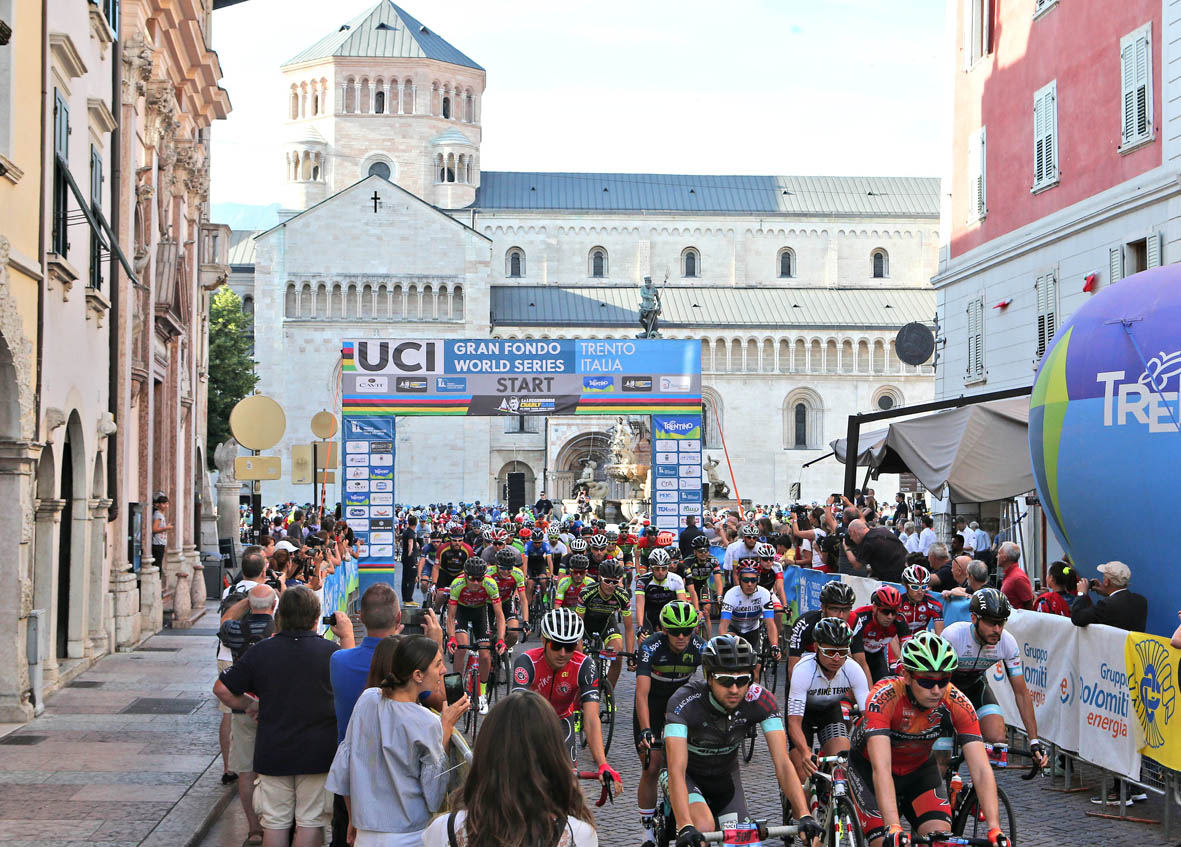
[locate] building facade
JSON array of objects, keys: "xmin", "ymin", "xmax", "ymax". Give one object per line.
[{"xmin": 225, "ymin": 1, "xmax": 940, "ymax": 509}]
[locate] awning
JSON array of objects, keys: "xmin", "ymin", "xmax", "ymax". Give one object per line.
[{"xmin": 830, "ymin": 396, "xmax": 1034, "ymax": 502}]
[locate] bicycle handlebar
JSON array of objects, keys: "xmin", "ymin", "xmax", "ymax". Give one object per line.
[
  {"xmin": 574, "ymin": 770, "xmax": 616, "ymax": 807},
  {"xmin": 908, "ymin": 834, "xmax": 996, "ymax": 847},
  {"xmin": 1002, "ymin": 746, "xmax": 1045, "ymax": 781},
  {"xmin": 701, "ymin": 825, "xmax": 798, "ymax": 842}
]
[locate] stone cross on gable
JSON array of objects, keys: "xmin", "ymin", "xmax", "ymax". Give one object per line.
[{"xmin": 371, "ymin": 191, "xmax": 381, "ymax": 213}]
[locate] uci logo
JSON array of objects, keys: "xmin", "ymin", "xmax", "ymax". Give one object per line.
[
  {"xmin": 354, "ymin": 340, "xmax": 441, "ymax": 374},
  {"xmin": 1129, "ymin": 637, "xmax": 1176, "ymax": 749}
]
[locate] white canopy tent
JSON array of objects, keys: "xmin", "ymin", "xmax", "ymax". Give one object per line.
[{"xmin": 830, "ymin": 396, "xmax": 1034, "ymax": 503}]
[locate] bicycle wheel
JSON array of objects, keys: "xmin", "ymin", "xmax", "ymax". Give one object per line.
[
  {"xmin": 600, "ymin": 679, "xmax": 616, "ymax": 756},
  {"xmin": 652, "ymin": 793, "xmax": 672, "ymax": 847},
  {"xmin": 952, "ymin": 784, "xmax": 1015, "ymax": 844},
  {"xmin": 742, "ymin": 723, "xmax": 757, "ymax": 763},
  {"xmin": 762, "ymin": 645, "xmax": 779, "ymax": 695},
  {"xmin": 827, "ymin": 795, "xmax": 867, "ymax": 847},
  {"xmin": 464, "ymin": 662, "xmax": 480, "ymax": 739}
]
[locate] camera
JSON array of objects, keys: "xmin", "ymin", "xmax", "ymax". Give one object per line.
[
  {"xmin": 402, "ymin": 606, "xmax": 428, "ymax": 634},
  {"xmin": 322, "ymin": 615, "xmax": 337, "ymax": 629}
]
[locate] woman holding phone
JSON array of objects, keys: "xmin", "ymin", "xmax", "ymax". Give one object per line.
[{"xmin": 327, "ymin": 635, "xmax": 469, "ymax": 846}]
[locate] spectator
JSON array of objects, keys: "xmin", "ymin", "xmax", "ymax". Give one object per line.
[
  {"xmin": 1071, "ymin": 561, "xmax": 1147, "ymax": 631},
  {"xmin": 997, "ymin": 542, "xmax": 1033, "ymax": 610},
  {"xmin": 422, "ymin": 689, "xmax": 598, "ymax": 847},
  {"xmin": 954, "ymin": 517, "xmax": 974, "ymax": 553},
  {"xmin": 970, "ymin": 521, "xmax": 990, "ymax": 557},
  {"xmin": 400, "ymin": 514, "xmax": 420, "ymax": 604},
  {"xmin": 218, "ymin": 584, "xmax": 277, "ymax": 842},
  {"xmin": 534, "ymin": 491, "xmax": 554, "ymax": 518},
  {"xmin": 678, "ymin": 515, "xmax": 705, "ymax": 558},
  {"xmin": 845, "ymin": 519, "xmax": 907, "ymax": 582},
  {"xmin": 1034, "ymin": 561, "xmax": 1078, "ymax": 616},
  {"xmin": 892, "ymin": 492, "xmax": 909, "ymax": 526},
  {"xmin": 151, "ymin": 493, "xmax": 172, "ymax": 568},
  {"xmin": 327, "ymin": 635, "xmax": 468, "ymax": 846},
  {"xmin": 288, "ymin": 510, "xmax": 305, "ymax": 543},
  {"xmin": 214, "ymin": 586, "xmax": 354, "ymax": 847},
  {"xmin": 926, "ymin": 543, "xmax": 954, "ymax": 590},
  {"xmin": 917, "ymin": 514, "xmax": 936, "ymax": 556},
  {"xmin": 898, "ymin": 521, "xmax": 918, "ymax": 553},
  {"xmin": 949, "ymin": 533, "xmax": 966, "ymax": 558},
  {"xmin": 701, "ymin": 516, "xmax": 718, "ymax": 541},
  {"xmin": 939, "ymin": 557, "xmax": 981, "ymax": 626}
]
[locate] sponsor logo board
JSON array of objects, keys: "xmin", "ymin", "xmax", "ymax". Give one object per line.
[{"xmin": 622, "ymin": 376, "xmax": 653, "ymax": 392}]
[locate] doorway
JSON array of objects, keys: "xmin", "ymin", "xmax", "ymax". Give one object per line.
[{"xmin": 56, "ymin": 435, "xmax": 72, "ymax": 659}]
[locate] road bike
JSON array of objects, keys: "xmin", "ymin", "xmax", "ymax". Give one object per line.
[
  {"xmin": 576, "ymin": 629, "xmax": 632, "ymax": 756},
  {"xmin": 940, "ymin": 737, "xmax": 1036, "ymax": 842},
  {"xmin": 805, "ymin": 751, "xmax": 866, "ymax": 847}
]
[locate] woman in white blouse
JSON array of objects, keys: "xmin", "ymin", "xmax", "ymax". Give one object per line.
[
  {"xmin": 327, "ymin": 635, "xmax": 468, "ymax": 847},
  {"xmin": 423, "ymin": 689, "xmax": 598, "ymax": 847}
]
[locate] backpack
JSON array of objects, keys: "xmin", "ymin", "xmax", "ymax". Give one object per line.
[{"xmin": 218, "ymin": 580, "xmax": 251, "ymax": 617}]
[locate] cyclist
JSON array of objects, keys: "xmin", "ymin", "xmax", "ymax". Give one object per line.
[
  {"xmin": 555, "ymin": 554, "xmax": 597, "ymax": 610},
  {"xmin": 635, "ymin": 548, "xmax": 689, "ymax": 635},
  {"xmin": 512, "ymin": 608, "xmax": 623, "ymax": 793},
  {"xmin": 446, "ymin": 557, "xmax": 507, "ymax": 715},
  {"xmin": 849, "ymin": 632, "xmax": 1010, "ymax": 847},
  {"xmin": 752, "ymin": 542, "xmax": 789, "ymax": 633},
  {"xmin": 432, "ymin": 526, "xmax": 474, "ymax": 611},
  {"xmin": 548, "ymin": 527, "xmax": 567, "ymax": 572},
  {"xmin": 493, "ymin": 548, "xmax": 529, "ymax": 649},
  {"xmin": 522, "ymin": 527, "xmax": 553, "ymax": 585},
  {"xmin": 899, "ymin": 564, "xmax": 944, "ymax": 639},
  {"xmin": 587, "ymin": 533, "xmax": 613, "ymax": 578},
  {"xmin": 718, "ymin": 565, "xmax": 779, "ymax": 681},
  {"xmin": 480, "ymin": 527, "xmax": 520, "ymax": 565},
  {"xmin": 850, "ymin": 586, "xmax": 910, "ymax": 684},
  {"xmin": 788, "ymin": 581, "xmax": 856, "ymax": 678},
  {"xmin": 721, "ymin": 524, "xmax": 761, "ymax": 586},
  {"xmin": 415, "ymin": 529, "xmax": 443, "ymax": 597},
  {"xmin": 575, "ymin": 559, "xmax": 636, "ymax": 689},
  {"xmin": 684, "ymin": 535, "xmax": 724, "ymax": 635},
  {"xmin": 939, "ymin": 589, "xmax": 1048, "ymax": 769},
  {"xmin": 786, "ymin": 617, "xmax": 869, "ymax": 783},
  {"xmin": 665, "ymin": 635, "xmax": 822, "ymax": 847},
  {"xmin": 562, "ymin": 536, "xmax": 589, "ymax": 573},
  {"xmin": 635, "ymin": 601, "xmax": 706, "ymax": 847}
]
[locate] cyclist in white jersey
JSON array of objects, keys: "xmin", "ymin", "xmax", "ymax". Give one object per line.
[
  {"xmin": 786, "ymin": 617, "xmax": 869, "ymax": 782},
  {"xmin": 718, "ymin": 565, "xmax": 778, "ymax": 681}
]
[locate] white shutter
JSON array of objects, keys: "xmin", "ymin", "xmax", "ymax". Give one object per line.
[
  {"xmin": 965, "ymin": 298, "xmax": 984, "ymax": 381},
  {"xmin": 967, "ymin": 127, "xmax": 986, "ymax": 221},
  {"xmin": 1110, "ymin": 246, "xmax": 1124, "ymax": 283},
  {"xmin": 1035, "ymin": 272, "xmax": 1058, "ymax": 360},
  {"xmin": 977, "ymin": 127, "xmax": 987, "ymax": 219},
  {"xmin": 1147, "ymin": 231, "xmax": 1162, "ymax": 268},
  {"xmin": 1121, "ymin": 25, "xmax": 1153, "ymax": 145},
  {"xmin": 1033, "ymin": 82, "xmax": 1058, "ymax": 188}
]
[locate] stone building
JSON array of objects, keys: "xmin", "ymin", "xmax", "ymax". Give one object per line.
[
  {"xmin": 224, "ymin": 1, "xmax": 940, "ymax": 509},
  {"xmin": 0, "ymin": 0, "xmax": 228, "ymax": 722}
]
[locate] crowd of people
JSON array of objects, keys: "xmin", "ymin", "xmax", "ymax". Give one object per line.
[{"xmin": 210, "ymin": 489, "xmax": 1152, "ymax": 847}]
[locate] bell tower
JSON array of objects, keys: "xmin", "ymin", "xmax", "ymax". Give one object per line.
[{"xmin": 279, "ymin": 1, "xmax": 485, "ymax": 211}]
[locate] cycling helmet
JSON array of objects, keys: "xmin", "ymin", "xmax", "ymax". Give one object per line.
[
  {"xmin": 740, "ymin": 524, "xmax": 759, "ymax": 539},
  {"xmin": 701, "ymin": 635, "xmax": 757, "ymax": 673},
  {"xmin": 819, "ymin": 581, "xmax": 856, "ymax": 607},
  {"xmin": 463, "ymin": 558, "xmax": 485, "ymax": 578},
  {"xmin": 605, "ymin": 529, "xmax": 619, "ymax": 542},
  {"xmin": 872, "ymin": 585, "xmax": 903, "ymax": 610},
  {"xmin": 588, "ymin": 534, "xmax": 609, "ymax": 550},
  {"xmin": 495, "ymin": 548, "xmax": 517, "ymax": 568},
  {"xmin": 540, "ymin": 607, "xmax": 585, "ymax": 644},
  {"xmin": 691, "ymin": 535, "xmax": 711, "ymax": 551},
  {"xmin": 901, "ymin": 564, "xmax": 931, "ymax": 587},
  {"xmin": 481, "ymin": 527, "xmax": 495, "ymax": 542},
  {"xmin": 596, "ymin": 519, "xmax": 607, "ymax": 530},
  {"xmin": 813, "ymin": 617, "xmax": 854, "ymax": 648},
  {"xmin": 970, "ymin": 587, "xmax": 1012, "ymax": 621},
  {"xmin": 737, "ymin": 564, "xmax": 759, "ymax": 578},
  {"xmin": 490, "ymin": 528, "xmax": 509, "ymax": 543},
  {"xmin": 598, "ymin": 560, "xmax": 625, "ymax": 581},
  {"xmin": 659, "ymin": 600, "xmax": 700, "ymax": 630},
  {"xmin": 548, "ymin": 528, "xmax": 561, "ymax": 539},
  {"xmin": 655, "ymin": 531, "xmax": 676, "ymax": 548},
  {"xmin": 519, "ymin": 527, "xmax": 532, "ymax": 540},
  {"xmin": 566, "ymin": 553, "xmax": 590, "ymax": 572},
  {"xmin": 568, "ymin": 537, "xmax": 588, "ymax": 554},
  {"xmin": 648, "ymin": 548, "xmax": 672, "ymax": 568},
  {"xmin": 447, "ymin": 525, "xmax": 464, "ymax": 539},
  {"xmin": 900, "ymin": 632, "xmax": 959, "ymax": 674},
  {"xmin": 754, "ymin": 542, "xmax": 775, "ymax": 560}
]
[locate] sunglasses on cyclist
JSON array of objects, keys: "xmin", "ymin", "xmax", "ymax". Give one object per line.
[
  {"xmin": 912, "ymin": 674, "xmax": 952, "ymax": 689},
  {"xmin": 665, "ymin": 627, "xmax": 695, "ymax": 637},
  {"xmin": 600, "ymin": 578, "xmax": 620, "ymax": 585},
  {"xmin": 876, "ymin": 607, "xmax": 899, "ymax": 616},
  {"xmin": 493, "ymin": 541, "xmax": 506, "ymax": 546},
  {"xmin": 651, "ymin": 565, "xmax": 668, "ymax": 570},
  {"xmin": 817, "ymin": 647, "xmax": 850, "ymax": 659},
  {"xmin": 547, "ymin": 641, "xmax": 578, "ymax": 653},
  {"xmin": 740, "ymin": 576, "xmax": 759, "ymax": 584},
  {"xmin": 712, "ymin": 673, "xmax": 753, "ymax": 689}
]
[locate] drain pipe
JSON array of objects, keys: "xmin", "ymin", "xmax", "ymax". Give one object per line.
[{"xmin": 107, "ymin": 21, "xmax": 122, "ymax": 523}]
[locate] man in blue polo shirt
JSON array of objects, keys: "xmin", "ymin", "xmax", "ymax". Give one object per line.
[{"xmin": 327, "ymin": 583, "xmax": 442, "ymax": 847}]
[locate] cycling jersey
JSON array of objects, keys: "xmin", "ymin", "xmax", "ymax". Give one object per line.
[
  {"xmin": 665, "ymin": 677, "xmax": 784, "ymax": 772},
  {"xmin": 447, "ymin": 575, "xmax": 501, "ymax": 608},
  {"xmin": 493, "ymin": 567, "xmax": 526, "ymax": 609},
  {"xmin": 511, "ymin": 646, "xmax": 600, "ymax": 719},
  {"xmin": 941, "ymin": 620, "xmax": 1022, "ymax": 688},
  {"xmin": 849, "ymin": 606, "xmax": 910, "ymax": 655},
  {"xmin": 853, "ymin": 676, "xmax": 982, "ymax": 775},
  {"xmin": 523, "ymin": 541, "xmax": 552, "ymax": 575},
  {"xmin": 788, "ymin": 609, "xmax": 825, "ymax": 657},
  {"xmin": 636, "ymin": 632, "xmax": 706, "ymax": 701},
  {"xmin": 685, "ymin": 554, "xmax": 721, "ymax": 586},
  {"xmin": 577, "ymin": 585, "xmax": 633, "ymax": 632},
  {"xmin": 436, "ymin": 544, "xmax": 473, "ymax": 583},
  {"xmin": 637, "ymin": 572, "xmax": 686, "ymax": 624},
  {"xmin": 719, "ymin": 585, "xmax": 774, "ymax": 634},
  {"xmin": 555, "ymin": 574, "xmax": 597, "ymax": 609},
  {"xmin": 756, "ymin": 562, "xmax": 783, "ymax": 594},
  {"xmin": 898, "ymin": 595, "xmax": 943, "ymax": 638},
  {"xmin": 786, "ymin": 652, "xmax": 870, "ymax": 718}
]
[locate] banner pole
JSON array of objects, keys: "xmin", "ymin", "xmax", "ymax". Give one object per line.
[{"xmin": 712, "ymin": 403, "xmax": 741, "ymax": 505}]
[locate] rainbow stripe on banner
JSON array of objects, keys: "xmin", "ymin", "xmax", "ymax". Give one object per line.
[
  {"xmin": 342, "ymin": 342, "xmax": 356, "ymax": 371},
  {"xmin": 343, "ymin": 396, "xmax": 470, "ymax": 416},
  {"xmin": 577, "ymin": 396, "xmax": 702, "ymax": 415}
]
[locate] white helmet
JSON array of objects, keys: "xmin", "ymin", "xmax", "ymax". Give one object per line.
[
  {"xmin": 648, "ymin": 548, "xmax": 672, "ymax": 567},
  {"xmin": 540, "ymin": 607, "xmax": 584, "ymax": 644}
]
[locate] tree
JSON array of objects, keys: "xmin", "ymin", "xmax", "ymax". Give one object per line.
[{"xmin": 207, "ymin": 286, "xmax": 258, "ymax": 467}]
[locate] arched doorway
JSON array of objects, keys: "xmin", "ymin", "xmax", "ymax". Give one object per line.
[
  {"xmin": 495, "ymin": 461, "xmax": 535, "ymax": 508},
  {"xmin": 57, "ymin": 413, "xmax": 88, "ymax": 660},
  {"xmin": 57, "ymin": 435, "xmax": 73, "ymax": 660},
  {"xmin": 553, "ymin": 431, "xmax": 629, "ymax": 501}
]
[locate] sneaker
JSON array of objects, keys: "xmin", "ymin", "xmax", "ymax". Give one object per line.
[
  {"xmin": 1090, "ymin": 790, "xmax": 1136, "ymax": 805},
  {"xmin": 1128, "ymin": 790, "xmax": 1149, "ymax": 802},
  {"xmin": 478, "ymin": 694, "xmax": 489, "ymax": 715}
]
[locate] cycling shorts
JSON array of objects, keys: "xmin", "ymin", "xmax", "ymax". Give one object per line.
[
  {"xmin": 527, "ymin": 560, "xmax": 549, "ymax": 578},
  {"xmin": 864, "ymin": 649, "xmax": 892, "ymax": 684},
  {"xmin": 632, "ymin": 694, "xmax": 672, "ymax": 751},
  {"xmin": 585, "ymin": 615, "xmax": 622, "ymax": 645},
  {"xmin": 734, "ymin": 627, "xmax": 764, "ymax": 657},
  {"xmin": 788, "ymin": 702, "xmax": 852, "ymax": 751},
  {"xmin": 846, "ymin": 753, "xmax": 950, "ymax": 842},
  {"xmin": 684, "ymin": 761, "xmax": 748, "ymax": 826},
  {"xmin": 455, "ymin": 605, "xmax": 491, "ymax": 645}
]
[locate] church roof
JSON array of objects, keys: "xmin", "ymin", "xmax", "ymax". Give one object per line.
[
  {"xmin": 283, "ymin": 2, "xmax": 483, "ymax": 70},
  {"xmin": 431, "ymin": 128, "xmax": 476, "ymax": 146},
  {"xmin": 473, "ymin": 173, "xmax": 940, "ymax": 217},
  {"xmin": 490, "ymin": 285, "xmax": 935, "ymax": 330}
]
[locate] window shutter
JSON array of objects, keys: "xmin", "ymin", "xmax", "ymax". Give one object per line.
[
  {"xmin": 968, "ymin": 127, "xmax": 986, "ymax": 220},
  {"xmin": 1134, "ymin": 33, "xmax": 1150, "ymax": 138},
  {"xmin": 1147, "ymin": 231, "xmax": 1162, "ymax": 268},
  {"xmin": 1033, "ymin": 94, "xmax": 1045, "ymax": 185},
  {"xmin": 1109, "ymin": 246, "xmax": 1124, "ymax": 283},
  {"xmin": 965, "ymin": 298, "xmax": 984, "ymax": 380},
  {"xmin": 1033, "ymin": 83, "xmax": 1057, "ymax": 188},
  {"xmin": 1122, "ymin": 27, "xmax": 1152, "ymax": 144},
  {"xmin": 1035, "ymin": 272, "xmax": 1058, "ymax": 360}
]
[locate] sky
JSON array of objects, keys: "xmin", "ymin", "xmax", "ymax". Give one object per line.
[{"xmin": 209, "ymin": 0, "xmax": 950, "ymax": 208}]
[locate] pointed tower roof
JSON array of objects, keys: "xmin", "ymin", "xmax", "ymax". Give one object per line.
[{"xmin": 282, "ymin": 1, "xmax": 483, "ymax": 70}]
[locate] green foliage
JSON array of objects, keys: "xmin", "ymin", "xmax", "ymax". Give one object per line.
[{"xmin": 207, "ymin": 286, "xmax": 258, "ymax": 466}]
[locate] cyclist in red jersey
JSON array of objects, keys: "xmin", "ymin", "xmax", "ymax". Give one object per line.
[
  {"xmin": 850, "ymin": 586, "xmax": 910, "ymax": 683},
  {"xmin": 898, "ymin": 564, "xmax": 944, "ymax": 640},
  {"xmin": 511, "ymin": 607, "xmax": 623, "ymax": 795},
  {"xmin": 848, "ymin": 632, "xmax": 1008, "ymax": 847}
]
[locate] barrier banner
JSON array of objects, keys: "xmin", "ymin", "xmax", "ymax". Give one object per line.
[
  {"xmin": 1076, "ymin": 625, "xmax": 1140, "ymax": 778},
  {"xmin": 1125, "ymin": 632, "xmax": 1181, "ymax": 770},
  {"xmin": 796, "ymin": 568, "xmax": 840, "ymax": 616}
]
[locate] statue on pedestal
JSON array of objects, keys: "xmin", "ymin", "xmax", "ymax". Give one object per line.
[{"xmin": 704, "ymin": 455, "xmax": 730, "ymax": 500}]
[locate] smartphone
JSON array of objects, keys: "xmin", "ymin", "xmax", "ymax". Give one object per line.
[{"xmin": 443, "ymin": 672, "xmax": 464, "ymax": 705}]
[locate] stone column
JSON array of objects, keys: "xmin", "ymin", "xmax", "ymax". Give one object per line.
[
  {"xmin": 87, "ymin": 498, "xmax": 113, "ymax": 657},
  {"xmin": 139, "ymin": 564, "xmax": 162, "ymax": 634},
  {"xmin": 66, "ymin": 493, "xmax": 92, "ymax": 659},
  {"xmin": 353, "ymin": 80, "xmax": 361, "ymax": 113},
  {"xmin": 170, "ymin": 548, "xmax": 193, "ymax": 628},
  {"xmin": 32, "ymin": 498, "xmax": 64, "ymax": 686},
  {"xmin": 368, "ymin": 79, "xmax": 376, "ymax": 113},
  {"xmin": 111, "ymin": 569, "xmax": 141, "ymax": 648},
  {"xmin": 188, "ymin": 547, "xmax": 206, "ymax": 621},
  {"xmin": 0, "ymin": 442, "xmax": 39, "ymax": 722}
]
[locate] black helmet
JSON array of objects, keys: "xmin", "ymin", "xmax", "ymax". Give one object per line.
[
  {"xmin": 567, "ymin": 553, "xmax": 590, "ymax": 572},
  {"xmin": 701, "ymin": 635, "xmax": 757, "ymax": 674},
  {"xmin": 463, "ymin": 558, "xmax": 486, "ymax": 578},
  {"xmin": 970, "ymin": 587, "xmax": 1012, "ymax": 621},
  {"xmin": 691, "ymin": 535, "xmax": 711, "ymax": 551},
  {"xmin": 813, "ymin": 617, "xmax": 853, "ymax": 648},
  {"xmin": 819, "ymin": 581, "xmax": 856, "ymax": 607},
  {"xmin": 598, "ymin": 560, "xmax": 625, "ymax": 581},
  {"xmin": 495, "ymin": 548, "xmax": 517, "ymax": 568}
]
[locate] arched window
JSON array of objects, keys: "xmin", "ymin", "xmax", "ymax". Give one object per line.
[
  {"xmin": 442, "ymin": 96, "xmax": 451, "ymax": 119},
  {"xmin": 368, "ymin": 161, "xmax": 390, "ymax": 180},
  {"xmin": 452, "ymin": 285, "xmax": 464, "ymax": 319},
  {"xmin": 506, "ymin": 248, "xmax": 525, "ymax": 278},
  {"xmin": 872, "ymin": 248, "xmax": 889, "ymax": 278},
  {"xmin": 682, "ymin": 247, "xmax": 700, "ymax": 278},
  {"xmin": 246, "ymin": 294, "xmax": 258, "ymax": 317},
  {"xmin": 403, "ymin": 79, "xmax": 414, "ymax": 114},
  {"xmin": 311, "ymin": 163, "xmax": 320, "ymax": 181},
  {"xmin": 701, "ymin": 387, "xmax": 723, "ymax": 449},
  {"xmin": 793, "ymin": 404, "xmax": 807, "ymax": 448},
  {"xmin": 784, "ymin": 389, "xmax": 823, "ymax": 449},
  {"xmin": 873, "ymin": 386, "xmax": 903, "ymax": 412},
  {"xmin": 590, "ymin": 248, "xmax": 607, "ymax": 278},
  {"xmin": 466, "ymin": 158, "xmax": 473, "ymax": 183},
  {"xmin": 290, "ymin": 91, "xmax": 299, "ymax": 119},
  {"xmin": 375, "ymin": 90, "xmax": 385, "ymax": 114},
  {"xmin": 436, "ymin": 153, "xmax": 445, "ymax": 182},
  {"xmin": 777, "ymin": 248, "xmax": 795, "ymax": 278},
  {"xmin": 445, "ymin": 153, "xmax": 456, "ymax": 183}
]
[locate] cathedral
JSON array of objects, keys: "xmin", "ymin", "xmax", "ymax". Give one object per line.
[{"xmin": 223, "ymin": 0, "xmax": 940, "ymax": 508}]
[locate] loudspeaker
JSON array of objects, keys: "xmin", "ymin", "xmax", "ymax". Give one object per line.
[{"xmin": 507, "ymin": 472, "xmax": 526, "ymax": 514}]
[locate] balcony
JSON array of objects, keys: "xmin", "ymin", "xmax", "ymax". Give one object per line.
[{"xmin": 199, "ymin": 222, "xmax": 231, "ymax": 291}]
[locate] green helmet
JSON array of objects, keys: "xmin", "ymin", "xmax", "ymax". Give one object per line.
[
  {"xmin": 900, "ymin": 632, "xmax": 959, "ymax": 674},
  {"xmin": 659, "ymin": 600, "xmax": 700, "ymax": 630}
]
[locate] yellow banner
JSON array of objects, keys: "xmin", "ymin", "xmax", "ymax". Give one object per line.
[{"xmin": 1125, "ymin": 632, "xmax": 1181, "ymax": 769}]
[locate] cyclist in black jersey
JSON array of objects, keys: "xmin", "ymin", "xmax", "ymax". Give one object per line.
[
  {"xmin": 684, "ymin": 536, "xmax": 724, "ymax": 636},
  {"xmin": 787, "ymin": 580, "xmax": 856, "ymax": 679},
  {"xmin": 635, "ymin": 549, "xmax": 688, "ymax": 634},
  {"xmin": 575, "ymin": 560, "xmax": 636, "ymax": 688},
  {"xmin": 433, "ymin": 531, "xmax": 473, "ymax": 609}
]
